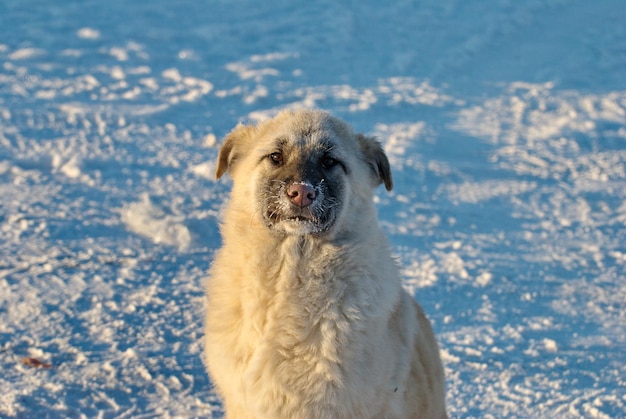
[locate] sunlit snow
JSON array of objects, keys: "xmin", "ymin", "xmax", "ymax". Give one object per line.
[{"xmin": 1, "ymin": 0, "xmax": 624, "ymax": 417}]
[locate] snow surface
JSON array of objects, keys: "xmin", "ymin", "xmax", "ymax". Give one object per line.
[{"xmin": 1, "ymin": 0, "xmax": 625, "ymax": 417}]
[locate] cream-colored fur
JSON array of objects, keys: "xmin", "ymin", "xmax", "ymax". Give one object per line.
[{"xmin": 205, "ymin": 110, "xmax": 447, "ymax": 418}]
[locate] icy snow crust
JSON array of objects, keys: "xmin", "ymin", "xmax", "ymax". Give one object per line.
[{"xmin": 1, "ymin": 0, "xmax": 625, "ymax": 417}]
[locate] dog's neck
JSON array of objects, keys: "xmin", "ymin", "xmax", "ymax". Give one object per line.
[
  {"xmin": 222, "ymin": 199, "xmax": 390, "ymax": 289},
  {"xmin": 236, "ymin": 219, "xmax": 389, "ymax": 295}
]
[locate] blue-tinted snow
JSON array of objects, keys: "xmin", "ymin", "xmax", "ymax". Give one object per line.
[{"xmin": 1, "ymin": 0, "xmax": 624, "ymax": 417}]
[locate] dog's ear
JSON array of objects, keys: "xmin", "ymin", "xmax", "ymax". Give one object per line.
[
  {"xmin": 357, "ymin": 134, "xmax": 393, "ymax": 191},
  {"xmin": 215, "ymin": 123, "xmax": 256, "ymax": 179}
]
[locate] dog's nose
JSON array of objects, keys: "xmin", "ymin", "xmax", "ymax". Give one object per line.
[{"xmin": 287, "ymin": 183, "xmax": 316, "ymax": 207}]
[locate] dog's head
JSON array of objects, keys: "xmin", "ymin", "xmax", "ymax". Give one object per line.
[{"xmin": 216, "ymin": 109, "xmax": 392, "ymax": 236}]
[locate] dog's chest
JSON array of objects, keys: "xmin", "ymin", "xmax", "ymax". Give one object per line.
[
  {"xmin": 251, "ymin": 242, "xmax": 357, "ymax": 345},
  {"xmin": 239, "ymin": 243, "xmax": 365, "ymax": 406}
]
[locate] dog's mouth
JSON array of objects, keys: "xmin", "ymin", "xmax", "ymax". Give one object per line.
[
  {"xmin": 263, "ymin": 192, "xmax": 338, "ymax": 235},
  {"xmin": 288, "ymin": 215, "xmax": 313, "ymax": 222},
  {"xmin": 265, "ymin": 207, "xmax": 336, "ymax": 234}
]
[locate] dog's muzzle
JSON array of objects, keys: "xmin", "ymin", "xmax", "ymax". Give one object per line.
[{"xmin": 264, "ymin": 180, "xmax": 337, "ymax": 235}]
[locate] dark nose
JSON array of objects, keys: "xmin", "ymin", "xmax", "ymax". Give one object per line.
[{"xmin": 287, "ymin": 183, "xmax": 317, "ymax": 207}]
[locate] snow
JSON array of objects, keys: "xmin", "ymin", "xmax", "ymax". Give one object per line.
[{"xmin": 1, "ymin": 0, "xmax": 625, "ymax": 417}]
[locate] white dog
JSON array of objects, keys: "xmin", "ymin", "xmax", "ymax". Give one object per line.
[{"xmin": 205, "ymin": 109, "xmax": 447, "ymax": 418}]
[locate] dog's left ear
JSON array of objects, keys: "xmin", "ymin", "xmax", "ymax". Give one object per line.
[
  {"xmin": 215, "ymin": 123, "xmax": 256, "ymax": 179},
  {"xmin": 357, "ymin": 134, "xmax": 393, "ymax": 191}
]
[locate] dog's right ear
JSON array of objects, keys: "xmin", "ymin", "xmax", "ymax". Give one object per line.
[{"xmin": 215, "ymin": 123, "xmax": 256, "ymax": 179}]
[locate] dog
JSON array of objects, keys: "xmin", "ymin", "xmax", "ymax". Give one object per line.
[{"xmin": 205, "ymin": 109, "xmax": 447, "ymax": 418}]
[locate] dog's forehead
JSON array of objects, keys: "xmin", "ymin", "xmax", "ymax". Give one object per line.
[{"xmin": 264, "ymin": 112, "xmax": 353, "ymax": 151}]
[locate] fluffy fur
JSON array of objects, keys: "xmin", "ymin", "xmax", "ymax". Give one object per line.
[{"xmin": 205, "ymin": 109, "xmax": 447, "ymax": 418}]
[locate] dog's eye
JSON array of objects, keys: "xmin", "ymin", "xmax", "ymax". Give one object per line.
[
  {"xmin": 269, "ymin": 152, "xmax": 284, "ymax": 165},
  {"xmin": 321, "ymin": 155, "xmax": 339, "ymax": 169}
]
